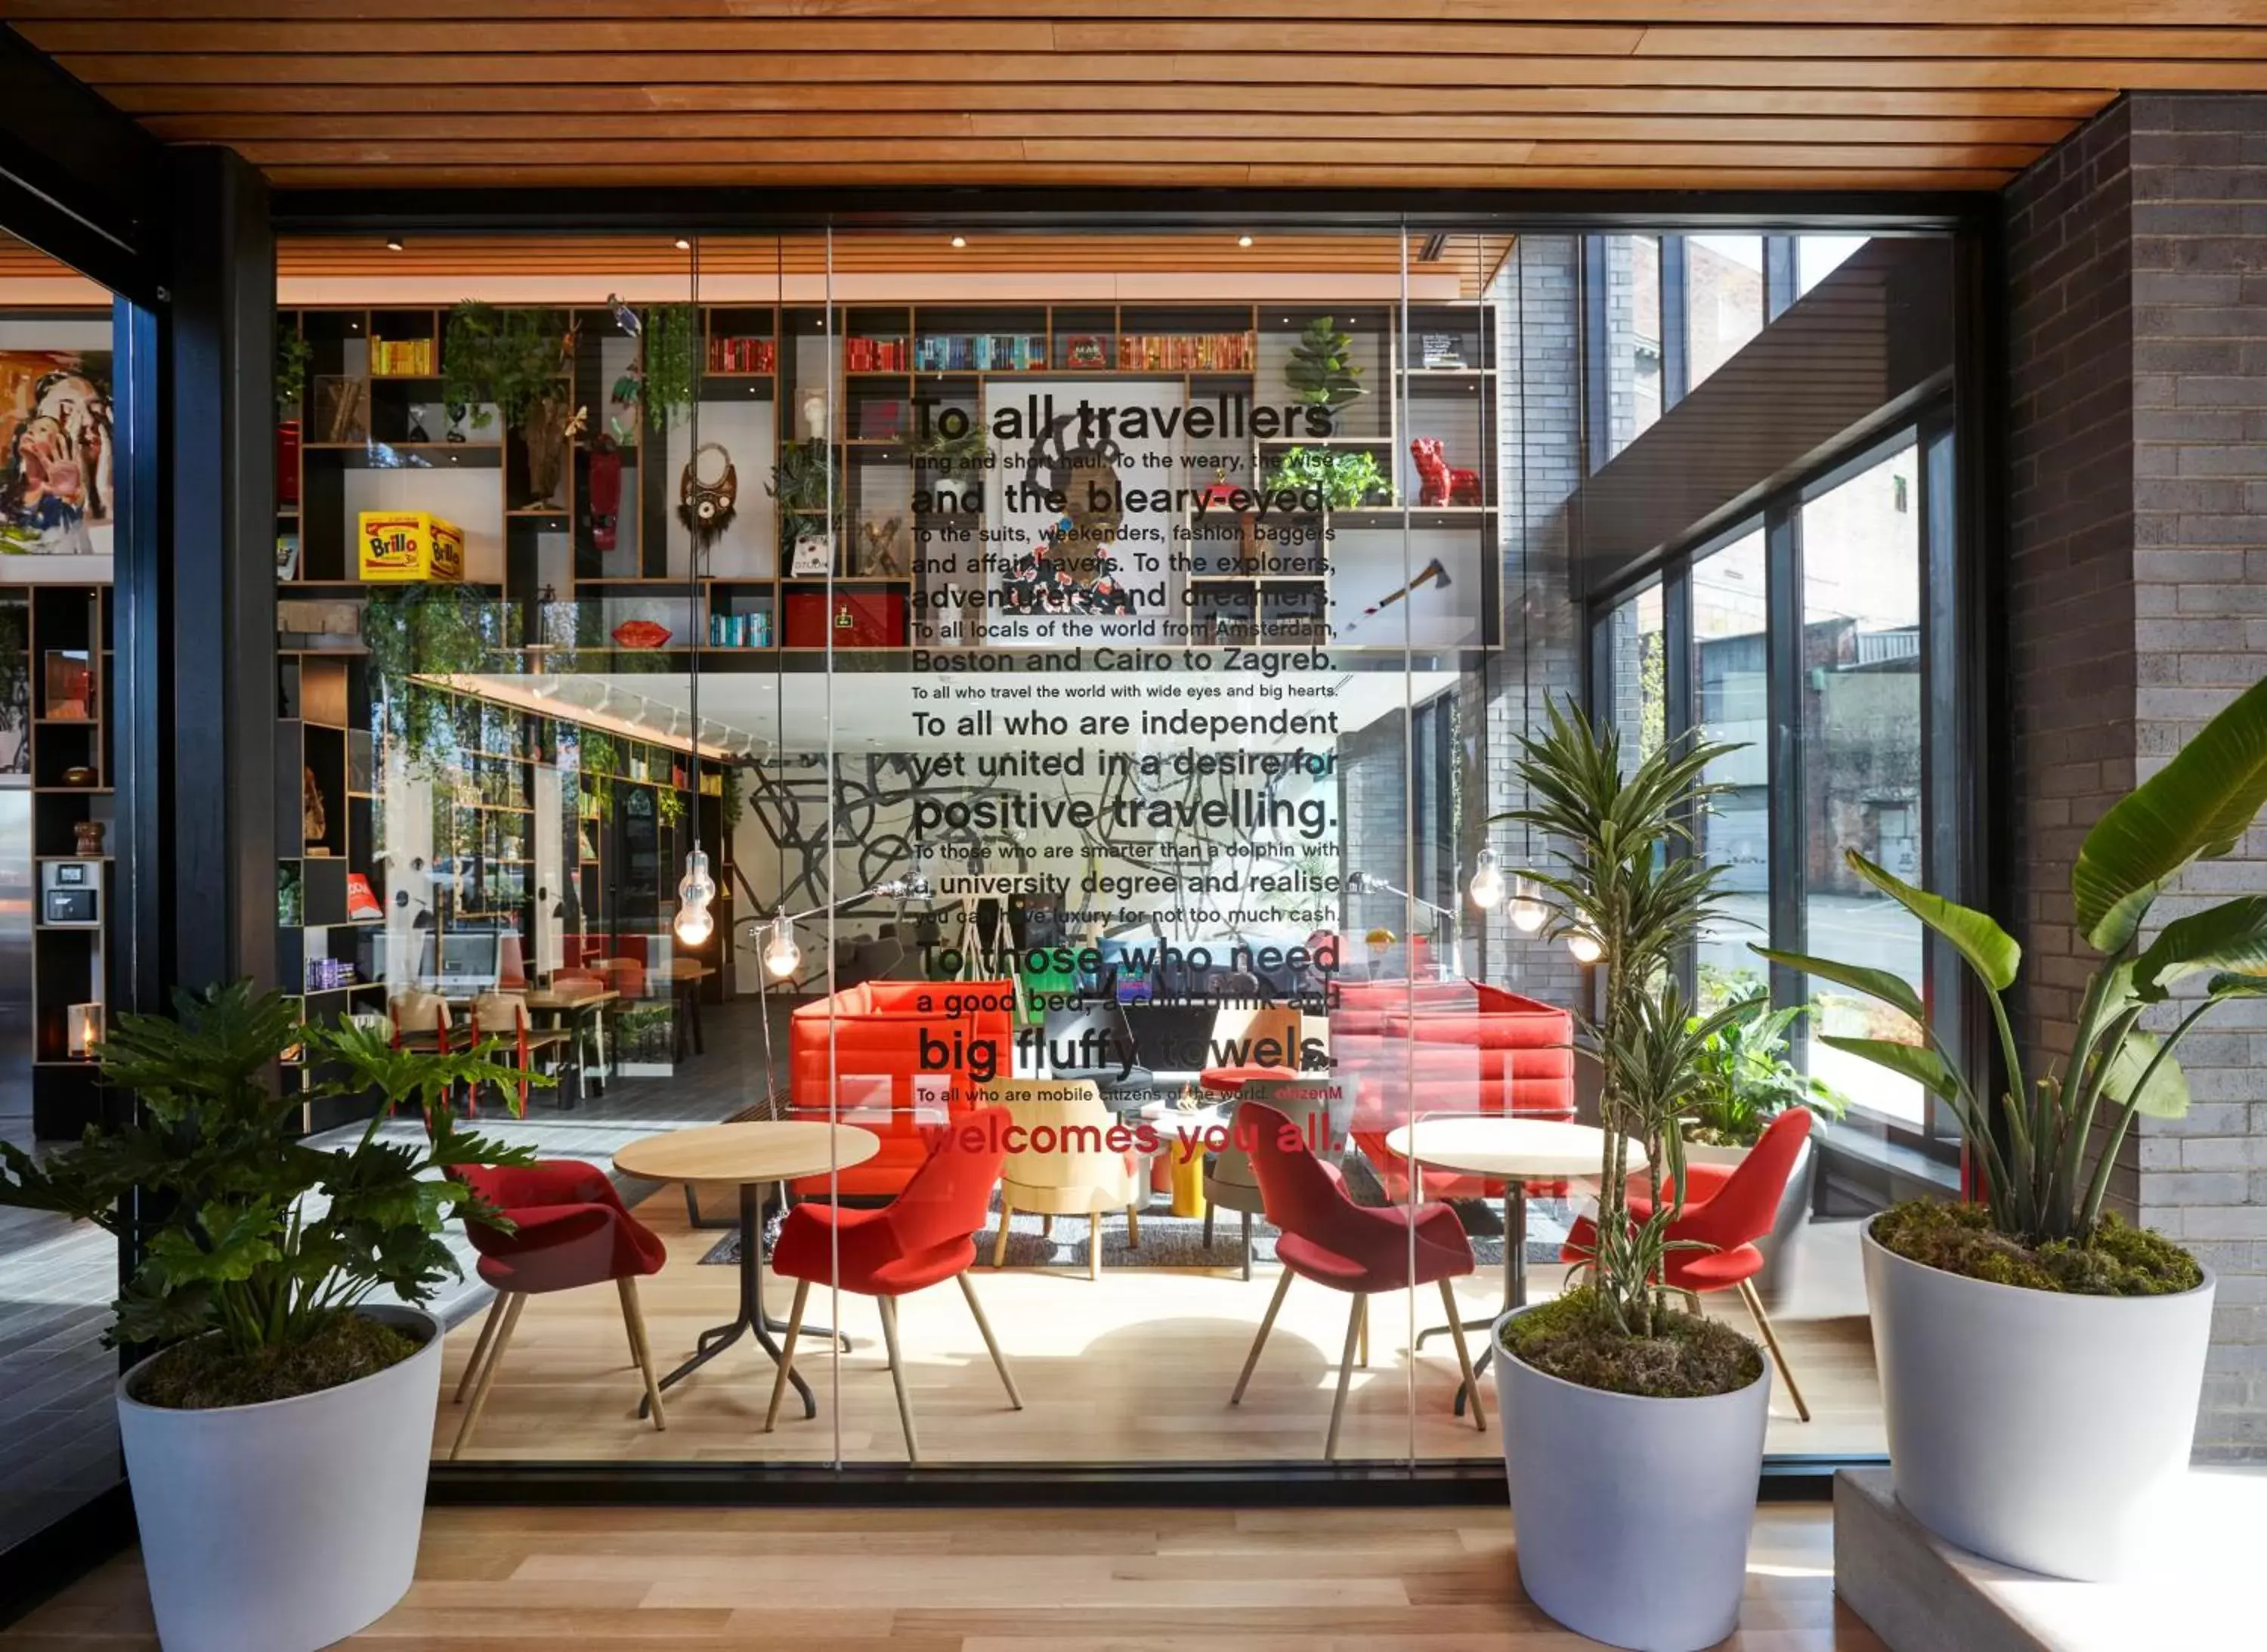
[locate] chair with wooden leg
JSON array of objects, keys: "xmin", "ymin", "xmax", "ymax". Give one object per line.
[
  {"xmin": 1228, "ymin": 1102, "xmax": 1486, "ymax": 1459},
  {"xmin": 1559, "ymin": 1109, "xmax": 1815, "ymax": 1422},
  {"xmin": 447, "ymin": 1159, "xmax": 670, "ymax": 1459},
  {"xmin": 1204, "ymin": 1077, "xmax": 1346, "ymax": 1281},
  {"xmin": 987, "ymin": 1079, "xmax": 1144, "ymax": 1280},
  {"xmin": 765, "ymin": 1105, "xmax": 1021, "ymax": 1464}
]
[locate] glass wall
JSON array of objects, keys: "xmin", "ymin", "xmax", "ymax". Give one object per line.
[{"xmin": 249, "ymin": 215, "xmax": 1968, "ymax": 1478}]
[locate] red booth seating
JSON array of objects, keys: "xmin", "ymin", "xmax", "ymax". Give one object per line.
[
  {"xmin": 1333, "ymin": 980, "xmax": 1577, "ymax": 1202},
  {"xmin": 788, "ymin": 979, "xmax": 1014, "ymax": 1197}
]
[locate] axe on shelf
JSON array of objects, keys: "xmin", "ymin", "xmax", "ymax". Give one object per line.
[{"xmin": 1355, "ymin": 557, "xmax": 1451, "ymax": 620}]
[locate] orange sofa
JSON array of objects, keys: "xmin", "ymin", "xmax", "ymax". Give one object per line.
[
  {"xmin": 787, "ymin": 979, "xmax": 1015, "ymax": 1197},
  {"xmin": 1333, "ymin": 980, "xmax": 1577, "ymax": 1201}
]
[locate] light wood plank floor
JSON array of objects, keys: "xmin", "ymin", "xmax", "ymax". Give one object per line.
[
  {"xmin": 434, "ymin": 1186, "xmax": 1883, "ymax": 1465},
  {"xmin": 0, "ymin": 1503, "xmax": 1887, "ymax": 1651}
]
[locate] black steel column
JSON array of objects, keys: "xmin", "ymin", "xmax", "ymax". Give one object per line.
[{"xmin": 163, "ymin": 147, "xmax": 276, "ymax": 994}]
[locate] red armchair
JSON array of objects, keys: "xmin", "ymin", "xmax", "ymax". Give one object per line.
[
  {"xmin": 447, "ymin": 1160, "xmax": 670, "ymax": 1458},
  {"xmin": 1335, "ymin": 981, "xmax": 1576, "ymax": 1201},
  {"xmin": 1560, "ymin": 1109, "xmax": 1814, "ymax": 1421},
  {"xmin": 763, "ymin": 1105, "xmax": 1021, "ymax": 1462},
  {"xmin": 787, "ymin": 980, "xmax": 1013, "ymax": 1197},
  {"xmin": 1230, "ymin": 1102, "xmax": 1487, "ymax": 1459}
]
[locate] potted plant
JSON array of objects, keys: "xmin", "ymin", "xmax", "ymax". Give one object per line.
[
  {"xmin": 1490, "ymin": 699, "xmax": 1768, "ymax": 1652},
  {"xmin": 1757, "ymin": 681, "xmax": 2267, "ymax": 1581},
  {"xmin": 1683, "ymin": 1000, "xmax": 1845, "ymax": 1299},
  {"xmin": 441, "ymin": 302, "xmax": 578, "ymax": 506},
  {"xmin": 1285, "ymin": 314, "xmax": 1364, "ymax": 413},
  {"xmin": 0, "ymin": 984, "xmax": 540, "ymax": 1652},
  {"xmin": 1264, "ymin": 446, "xmax": 1390, "ymax": 511}
]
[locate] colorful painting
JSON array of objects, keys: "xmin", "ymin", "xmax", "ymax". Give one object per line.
[{"xmin": 0, "ymin": 349, "xmax": 113, "ymax": 560}]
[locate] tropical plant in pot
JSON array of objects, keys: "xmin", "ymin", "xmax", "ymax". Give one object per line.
[
  {"xmin": 1757, "ymin": 679, "xmax": 2267, "ymax": 1581},
  {"xmin": 1488, "ymin": 698, "xmax": 1772, "ymax": 1652},
  {"xmin": 0, "ymin": 984, "xmax": 543, "ymax": 1652}
]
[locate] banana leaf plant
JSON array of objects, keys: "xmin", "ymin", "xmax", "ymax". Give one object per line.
[
  {"xmin": 1495, "ymin": 698, "xmax": 1751, "ymax": 1338},
  {"xmin": 1758, "ymin": 673, "xmax": 2267, "ymax": 1245}
]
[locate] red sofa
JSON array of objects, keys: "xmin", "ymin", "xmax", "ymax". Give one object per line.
[
  {"xmin": 1332, "ymin": 980, "xmax": 1577, "ymax": 1201},
  {"xmin": 787, "ymin": 979, "xmax": 1015, "ymax": 1197}
]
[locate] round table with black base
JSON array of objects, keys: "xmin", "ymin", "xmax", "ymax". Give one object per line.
[
  {"xmin": 612, "ymin": 1121, "xmax": 880, "ymax": 1420},
  {"xmin": 1384, "ymin": 1117, "xmax": 1648, "ymax": 1415}
]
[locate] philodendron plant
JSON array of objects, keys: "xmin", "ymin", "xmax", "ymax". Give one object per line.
[{"xmin": 1761, "ymin": 673, "xmax": 2267, "ymax": 1251}]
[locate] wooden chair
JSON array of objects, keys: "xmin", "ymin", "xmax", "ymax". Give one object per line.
[{"xmin": 988, "ymin": 1078, "xmax": 1145, "ymax": 1280}]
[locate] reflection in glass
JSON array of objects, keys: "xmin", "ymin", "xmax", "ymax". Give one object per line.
[
  {"xmin": 1799, "ymin": 446, "xmax": 1923, "ymax": 1123},
  {"xmin": 1685, "ymin": 234, "xmax": 1764, "ymax": 391},
  {"xmin": 1603, "ymin": 584, "xmax": 1665, "ymax": 769},
  {"xmin": 1691, "ymin": 530, "xmax": 1768, "ymax": 1010}
]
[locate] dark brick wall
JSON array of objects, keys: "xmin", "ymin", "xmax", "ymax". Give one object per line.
[{"xmin": 2003, "ymin": 92, "xmax": 2267, "ymax": 1459}]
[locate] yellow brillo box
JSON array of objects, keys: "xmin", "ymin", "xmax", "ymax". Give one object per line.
[{"xmin": 357, "ymin": 511, "xmax": 464, "ymax": 582}]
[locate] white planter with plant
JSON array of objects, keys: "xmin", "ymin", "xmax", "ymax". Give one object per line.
[
  {"xmin": 0, "ymin": 985, "xmax": 540, "ymax": 1652},
  {"xmin": 1490, "ymin": 702, "xmax": 1774, "ymax": 1652},
  {"xmin": 1761, "ymin": 677, "xmax": 2267, "ymax": 1581}
]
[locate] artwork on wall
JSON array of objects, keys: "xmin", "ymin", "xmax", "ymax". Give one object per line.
[{"xmin": 0, "ymin": 348, "xmax": 113, "ymax": 564}]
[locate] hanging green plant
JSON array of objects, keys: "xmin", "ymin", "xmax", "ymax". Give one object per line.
[
  {"xmin": 654, "ymin": 785, "xmax": 685, "ymax": 827},
  {"xmin": 441, "ymin": 302, "xmax": 571, "ymax": 432},
  {"xmin": 360, "ymin": 586, "xmax": 498, "ymax": 775},
  {"xmin": 719, "ymin": 766, "xmax": 745, "ymax": 837},
  {"xmin": 1285, "ymin": 314, "xmax": 1364, "ymax": 411},
  {"xmin": 275, "ymin": 325, "xmax": 311, "ymax": 412},
  {"xmin": 577, "ymin": 729, "xmax": 617, "ymax": 812}
]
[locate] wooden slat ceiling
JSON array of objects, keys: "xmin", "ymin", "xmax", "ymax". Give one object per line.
[{"xmin": 5, "ymin": 2, "xmax": 2262, "ymax": 192}]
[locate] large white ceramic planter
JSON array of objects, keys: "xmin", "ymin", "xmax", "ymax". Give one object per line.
[
  {"xmin": 1863, "ymin": 1227, "xmax": 2214, "ymax": 1582},
  {"xmin": 1494, "ymin": 1304, "xmax": 1770, "ymax": 1652},
  {"xmin": 117, "ymin": 1304, "xmax": 442, "ymax": 1652}
]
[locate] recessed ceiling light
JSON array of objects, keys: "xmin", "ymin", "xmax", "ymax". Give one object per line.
[
  {"xmin": 674, "ymin": 237, "xmax": 691, "ymax": 250},
  {"xmin": 385, "ymin": 237, "xmax": 404, "ymax": 252},
  {"xmin": 1237, "ymin": 235, "xmax": 1254, "ymax": 248},
  {"xmin": 950, "ymin": 235, "xmax": 967, "ymax": 249}
]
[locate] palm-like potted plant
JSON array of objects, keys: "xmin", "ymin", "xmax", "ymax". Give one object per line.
[
  {"xmin": 1489, "ymin": 700, "xmax": 1770, "ymax": 1652},
  {"xmin": 1758, "ymin": 680, "xmax": 2267, "ymax": 1581},
  {"xmin": 0, "ymin": 984, "xmax": 542, "ymax": 1652}
]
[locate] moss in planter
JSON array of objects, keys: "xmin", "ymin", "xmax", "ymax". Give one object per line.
[
  {"xmin": 1873, "ymin": 1201, "xmax": 2202, "ymax": 1298},
  {"xmin": 133, "ymin": 1312, "xmax": 425, "ymax": 1410},
  {"xmin": 1500, "ymin": 1285, "xmax": 1762, "ymax": 1400}
]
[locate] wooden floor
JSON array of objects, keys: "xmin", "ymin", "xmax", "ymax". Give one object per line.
[
  {"xmin": 0, "ymin": 1502, "xmax": 1886, "ymax": 1651},
  {"xmin": 435, "ymin": 1185, "xmax": 1885, "ymax": 1466}
]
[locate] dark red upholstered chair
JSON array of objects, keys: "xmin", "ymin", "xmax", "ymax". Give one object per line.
[
  {"xmin": 1560, "ymin": 1108, "xmax": 1814, "ymax": 1422},
  {"xmin": 763, "ymin": 1105, "xmax": 1020, "ymax": 1462},
  {"xmin": 447, "ymin": 1160, "xmax": 670, "ymax": 1458},
  {"xmin": 1230, "ymin": 1102, "xmax": 1488, "ymax": 1459}
]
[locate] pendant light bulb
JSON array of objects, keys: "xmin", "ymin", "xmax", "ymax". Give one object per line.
[
  {"xmin": 673, "ymin": 845, "xmax": 716, "ymax": 946},
  {"xmin": 1566, "ymin": 929, "xmax": 1604, "ymax": 965},
  {"xmin": 1508, "ymin": 877, "xmax": 1548, "ymax": 934},
  {"xmin": 763, "ymin": 913, "xmax": 801, "ymax": 979},
  {"xmin": 1468, "ymin": 848, "xmax": 1505, "ymax": 910}
]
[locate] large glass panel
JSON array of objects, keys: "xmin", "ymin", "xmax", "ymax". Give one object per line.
[
  {"xmin": 1685, "ymin": 234, "xmax": 1765, "ymax": 391},
  {"xmin": 0, "ymin": 246, "xmax": 128, "ymax": 1556},
  {"xmin": 1798, "ymin": 444, "xmax": 1923, "ymax": 1127},
  {"xmin": 1692, "ymin": 528, "xmax": 1769, "ymax": 1012}
]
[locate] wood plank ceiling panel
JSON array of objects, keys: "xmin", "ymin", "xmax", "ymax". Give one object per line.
[{"xmin": 5, "ymin": 2, "xmax": 2257, "ymax": 191}]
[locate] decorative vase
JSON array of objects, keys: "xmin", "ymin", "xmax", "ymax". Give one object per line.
[
  {"xmin": 117, "ymin": 1304, "xmax": 442, "ymax": 1652},
  {"xmin": 1495, "ymin": 1304, "xmax": 1770, "ymax": 1652},
  {"xmin": 1863, "ymin": 1226, "xmax": 2213, "ymax": 1581}
]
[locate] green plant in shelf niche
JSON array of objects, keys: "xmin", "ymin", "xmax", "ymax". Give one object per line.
[
  {"xmin": 577, "ymin": 729, "xmax": 617, "ymax": 812},
  {"xmin": 441, "ymin": 302, "xmax": 571, "ymax": 432},
  {"xmin": 654, "ymin": 785, "xmax": 685, "ymax": 827},
  {"xmin": 914, "ymin": 414, "xmax": 988, "ymax": 472},
  {"xmin": 608, "ymin": 304, "xmax": 697, "ymax": 441},
  {"xmin": 361, "ymin": 586, "xmax": 498, "ymax": 778},
  {"xmin": 770, "ymin": 438, "xmax": 846, "ymax": 550},
  {"xmin": 719, "ymin": 766, "xmax": 745, "ymax": 837},
  {"xmin": 1265, "ymin": 446, "xmax": 1390, "ymax": 511},
  {"xmin": 275, "ymin": 325, "xmax": 311, "ymax": 413},
  {"xmin": 1285, "ymin": 315, "xmax": 1364, "ymax": 412}
]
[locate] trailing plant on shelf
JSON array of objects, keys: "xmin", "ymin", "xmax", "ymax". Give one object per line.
[
  {"xmin": 1285, "ymin": 314, "xmax": 1364, "ymax": 411},
  {"xmin": 275, "ymin": 324, "xmax": 311, "ymax": 413},
  {"xmin": 1684, "ymin": 1000, "xmax": 1846, "ymax": 1149},
  {"xmin": 361, "ymin": 585, "xmax": 498, "ymax": 778},
  {"xmin": 1492, "ymin": 697, "xmax": 1761, "ymax": 1390},
  {"xmin": 441, "ymin": 303, "xmax": 573, "ymax": 434},
  {"xmin": 1757, "ymin": 677, "xmax": 2267, "ymax": 1295},
  {"xmin": 770, "ymin": 437, "xmax": 846, "ymax": 550},
  {"xmin": 654, "ymin": 784, "xmax": 685, "ymax": 827},
  {"xmin": 0, "ymin": 982, "xmax": 543, "ymax": 1407},
  {"xmin": 1265, "ymin": 446, "xmax": 1390, "ymax": 511},
  {"xmin": 609, "ymin": 303, "xmax": 697, "ymax": 440}
]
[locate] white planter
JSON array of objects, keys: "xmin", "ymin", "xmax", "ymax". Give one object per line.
[
  {"xmin": 1494, "ymin": 1304, "xmax": 1770, "ymax": 1652},
  {"xmin": 1863, "ymin": 1227, "xmax": 2214, "ymax": 1582},
  {"xmin": 118, "ymin": 1305, "xmax": 442, "ymax": 1652}
]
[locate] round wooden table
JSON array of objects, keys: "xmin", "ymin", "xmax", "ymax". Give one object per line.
[
  {"xmin": 613, "ymin": 1121, "xmax": 880, "ymax": 1420},
  {"xmin": 1385, "ymin": 1116, "xmax": 1647, "ymax": 1412}
]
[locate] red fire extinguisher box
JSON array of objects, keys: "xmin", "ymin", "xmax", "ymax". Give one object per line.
[{"xmin": 784, "ymin": 589, "xmax": 908, "ymax": 648}]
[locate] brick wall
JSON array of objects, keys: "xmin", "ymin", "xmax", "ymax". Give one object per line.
[{"xmin": 2005, "ymin": 92, "xmax": 2267, "ymax": 1459}]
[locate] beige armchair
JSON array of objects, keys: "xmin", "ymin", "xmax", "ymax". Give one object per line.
[{"xmin": 988, "ymin": 1078, "xmax": 1145, "ymax": 1280}]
